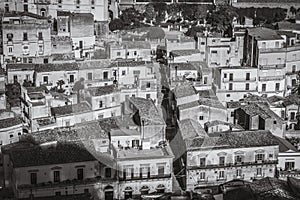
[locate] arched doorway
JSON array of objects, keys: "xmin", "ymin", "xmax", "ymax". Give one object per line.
[
  {"xmin": 104, "ymin": 185, "xmax": 114, "ymax": 200},
  {"xmin": 124, "ymin": 186, "xmax": 133, "ymax": 199},
  {"xmin": 156, "ymin": 184, "xmax": 165, "ymax": 193},
  {"xmin": 40, "ymin": 8, "xmax": 46, "ymax": 17},
  {"xmin": 140, "ymin": 185, "xmax": 150, "ymax": 195}
]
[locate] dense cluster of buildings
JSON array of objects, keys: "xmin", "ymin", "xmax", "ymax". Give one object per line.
[{"xmin": 0, "ymin": 0, "xmax": 299, "ymax": 200}]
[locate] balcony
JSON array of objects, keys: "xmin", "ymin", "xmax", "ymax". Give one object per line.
[
  {"xmin": 119, "ymin": 174, "xmax": 172, "ymax": 182},
  {"xmin": 223, "ymin": 77, "xmax": 256, "ymax": 83},
  {"xmin": 34, "ymin": 0, "xmax": 51, "ymax": 4},
  {"xmin": 259, "ymin": 75, "xmax": 285, "ymax": 81},
  {"xmin": 187, "ymin": 160, "xmax": 278, "ymax": 170},
  {"xmin": 18, "ymin": 176, "xmax": 113, "ymax": 190},
  {"xmin": 279, "ymin": 170, "xmax": 300, "ymax": 179}
]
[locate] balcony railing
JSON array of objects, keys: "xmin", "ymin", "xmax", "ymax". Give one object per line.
[
  {"xmin": 34, "ymin": 0, "xmax": 51, "ymax": 4},
  {"xmin": 187, "ymin": 160, "xmax": 277, "ymax": 170},
  {"xmin": 259, "ymin": 75, "xmax": 285, "ymax": 81},
  {"xmin": 223, "ymin": 77, "xmax": 256, "ymax": 82},
  {"xmin": 18, "ymin": 176, "xmax": 114, "ymax": 190},
  {"xmin": 119, "ymin": 174, "xmax": 171, "ymax": 181}
]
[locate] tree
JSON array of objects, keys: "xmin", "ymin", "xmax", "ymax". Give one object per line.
[
  {"xmin": 290, "ymin": 6, "xmax": 297, "ymax": 15},
  {"xmin": 166, "ymin": 3, "xmax": 181, "ymax": 19},
  {"xmin": 109, "ymin": 18, "xmax": 124, "ymax": 31},
  {"xmin": 120, "ymin": 7, "xmax": 143, "ymax": 27},
  {"xmin": 56, "ymin": 80, "xmax": 65, "ymax": 93},
  {"xmin": 144, "ymin": 4, "xmax": 157, "ymax": 22}
]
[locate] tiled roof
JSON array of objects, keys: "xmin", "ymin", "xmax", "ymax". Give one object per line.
[
  {"xmin": 77, "ymin": 59, "xmax": 111, "ymax": 70},
  {"xmin": 3, "ymin": 11, "xmax": 49, "ymax": 20},
  {"xmin": 109, "ymin": 61, "xmax": 152, "ymax": 67},
  {"xmin": 121, "ymin": 41, "xmax": 151, "ymax": 49},
  {"xmin": 7, "ymin": 63, "xmax": 37, "ymax": 70},
  {"xmin": 30, "ymin": 121, "xmax": 108, "ymax": 144},
  {"xmin": 25, "ymin": 86, "xmax": 48, "ymax": 93},
  {"xmin": 10, "ymin": 142, "xmax": 97, "ymax": 168},
  {"xmin": 171, "ymin": 49, "xmax": 200, "ymax": 57},
  {"xmin": 283, "ymin": 94, "xmax": 300, "ymax": 106},
  {"xmin": 187, "ymin": 130, "xmax": 278, "ymax": 150},
  {"xmin": 277, "ymin": 21, "xmax": 300, "ymax": 31},
  {"xmin": 99, "ymin": 115, "xmax": 137, "ymax": 132},
  {"xmin": 169, "ymin": 62, "xmax": 199, "ymax": 71},
  {"xmin": 178, "ymin": 119, "xmax": 207, "ymax": 140},
  {"xmin": 178, "ymin": 100, "xmax": 200, "ymax": 110},
  {"xmin": 198, "ymin": 98, "xmax": 226, "ymax": 109},
  {"xmin": 129, "ymin": 97, "xmax": 165, "ymax": 125},
  {"xmin": 172, "ymin": 84, "xmax": 197, "ymax": 98},
  {"xmin": 198, "ymin": 90, "xmax": 218, "ymax": 100},
  {"xmin": 89, "ymin": 85, "xmax": 116, "ymax": 96},
  {"xmin": 121, "ymin": 27, "xmax": 165, "ymax": 40},
  {"xmin": 0, "ymin": 68, "xmax": 6, "ymax": 75},
  {"xmin": 34, "ymin": 63, "xmax": 79, "ymax": 72},
  {"xmin": 204, "ymin": 120, "xmax": 244, "ymax": 130},
  {"xmin": 248, "ymin": 27, "xmax": 283, "ymax": 40},
  {"xmin": 227, "ymin": 101, "xmax": 241, "ymax": 109},
  {"xmin": 51, "ymin": 101, "xmax": 91, "ymax": 117},
  {"xmin": 274, "ymin": 136, "xmax": 298, "ymax": 152},
  {"xmin": 0, "ymin": 117, "xmax": 22, "ymax": 129}
]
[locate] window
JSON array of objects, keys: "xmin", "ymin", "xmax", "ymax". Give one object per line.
[
  {"xmin": 65, "ymin": 120, "xmax": 70, "ymax": 127},
  {"xmin": 23, "ymin": 33, "xmax": 28, "ymax": 41},
  {"xmin": 69, "ymin": 75, "xmax": 74, "ymax": 83},
  {"xmin": 5, "ymin": 4, "xmax": 9, "ymax": 12},
  {"xmin": 117, "ymin": 52, "xmax": 121, "ymax": 56},
  {"xmin": 158, "ymin": 166, "xmax": 164, "ymax": 176},
  {"xmin": 43, "ymin": 76, "xmax": 48, "ymax": 84},
  {"xmin": 38, "ymin": 45, "xmax": 43, "ymax": 54},
  {"xmin": 91, "ymin": 0, "xmax": 95, "ymax": 4},
  {"xmin": 257, "ymin": 168, "xmax": 262, "ymax": 176},
  {"xmin": 199, "ymin": 116, "xmax": 204, "ymax": 120},
  {"xmin": 122, "ymin": 70, "xmax": 126, "ymax": 75},
  {"xmin": 55, "ymin": 192, "xmax": 61, "ymax": 196},
  {"xmin": 201, "ymin": 42, "xmax": 205, "ymax": 45},
  {"xmin": 246, "ymin": 73, "xmax": 250, "ymax": 80},
  {"xmin": 38, "ymin": 32, "xmax": 43, "ymax": 40},
  {"xmin": 203, "ymin": 77, "xmax": 208, "ymax": 85},
  {"xmin": 275, "ymin": 83, "xmax": 280, "ymax": 91},
  {"xmin": 219, "ymin": 157, "xmax": 225, "ymax": 166},
  {"xmin": 292, "ymin": 79, "xmax": 297, "ymax": 86},
  {"xmin": 77, "ymin": 168, "xmax": 84, "ymax": 180},
  {"xmin": 199, "ymin": 172, "xmax": 205, "ymax": 180},
  {"xmin": 30, "ymin": 172, "xmax": 37, "ymax": 185},
  {"xmin": 99, "ymin": 101, "xmax": 103, "ymax": 108},
  {"xmin": 255, "ymin": 153, "xmax": 265, "ymax": 162},
  {"xmin": 219, "ymin": 171, "xmax": 225, "ymax": 179},
  {"xmin": 262, "ymin": 42, "xmax": 266, "ymax": 49},
  {"xmin": 229, "ymin": 73, "xmax": 233, "ymax": 81},
  {"xmin": 7, "ymin": 33, "xmax": 13, "ymax": 41},
  {"xmin": 224, "ymin": 73, "xmax": 227, "ymax": 78},
  {"xmin": 236, "ymin": 169, "xmax": 242, "ymax": 177},
  {"xmin": 54, "ymin": 171, "xmax": 60, "ymax": 182},
  {"xmin": 87, "ymin": 72, "xmax": 92, "ymax": 80},
  {"xmin": 245, "ymin": 83, "xmax": 249, "ymax": 91},
  {"xmin": 44, "ymin": 58, "xmax": 48, "ymax": 64},
  {"xmin": 146, "ymin": 82, "xmax": 151, "ymax": 88},
  {"xmin": 235, "ymin": 155, "xmax": 244, "ymax": 163},
  {"xmin": 291, "ymin": 112, "xmax": 295, "ymax": 120},
  {"xmin": 269, "ymin": 154, "xmax": 273, "ymax": 159},
  {"xmin": 112, "ymin": 97, "xmax": 115, "ymax": 102},
  {"xmin": 98, "ymin": 114, "xmax": 104, "ymax": 119},
  {"xmin": 84, "ymin": 189, "xmax": 89, "ymax": 193},
  {"xmin": 285, "ymin": 162, "xmax": 295, "ymax": 171},
  {"xmin": 226, "ymin": 94, "xmax": 230, "ymax": 97},
  {"xmin": 134, "ymin": 51, "xmax": 137, "ymax": 56},
  {"xmin": 262, "ymin": 84, "xmax": 266, "ymax": 92},
  {"xmin": 146, "ymin": 94, "xmax": 151, "ymax": 99},
  {"xmin": 273, "ymin": 120, "xmax": 277, "ymax": 124},
  {"xmin": 10, "ymin": 134, "xmax": 13, "ymax": 138},
  {"xmin": 8, "ymin": 47, "xmax": 13, "ymax": 53},
  {"xmin": 292, "ymin": 65, "xmax": 296, "ymax": 73},
  {"xmin": 211, "ymin": 50, "xmax": 218, "ymax": 54},
  {"xmin": 58, "ymin": 0, "xmax": 62, "ymax": 3},
  {"xmin": 13, "ymin": 75, "xmax": 18, "ymax": 83},
  {"xmin": 103, "ymin": 71, "xmax": 108, "ymax": 80},
  {"xmin": 231, "ymin": 111, "xmax": 234, "ymax": 117},
  {"xmin": 275, "ymin": 41, "xmax": 279, "ymax": 48},
  {"xmin": 76, "ymin": 0, "xmax": 80, "ymax": 4},
  {"xmin": 200, "ymin": 157, "xmax": 206, "ymax": 167},
  {"xmin": 105, "ymin": 168, "xmax": 111, "ymax": 178},
  {"xmin": 229, "ymin": 83, "xmax": 233, "ymax": 90},
  {"xmin": 24, "ymin": 4, "xmax": 28, "ymax": 12}
]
